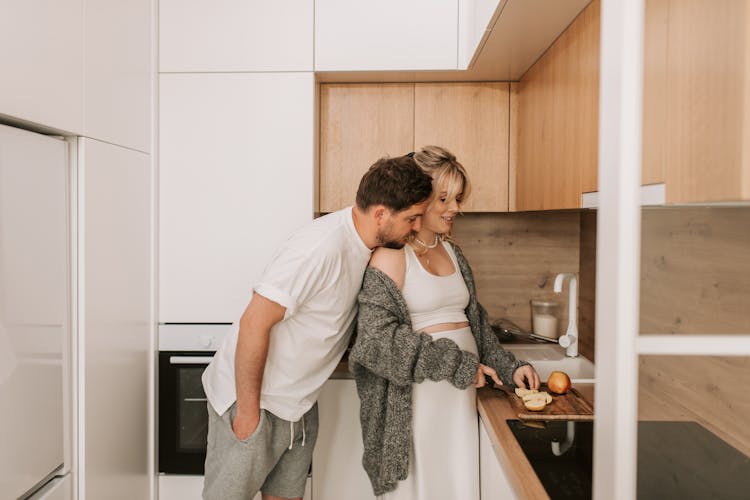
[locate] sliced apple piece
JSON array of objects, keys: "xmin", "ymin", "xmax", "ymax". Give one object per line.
[
  {"xmin": 524, "ymin": 398, "xmax": 547, "ymax": 411},
  {"xmin": 515, "ymin": 387, "xmax": 539, "ymax": 398},
  {"xmin": 522, "ymin": 391, "xmax": 552, "ymax": 404}
]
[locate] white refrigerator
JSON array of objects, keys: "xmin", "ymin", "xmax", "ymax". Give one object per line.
[{"xmin": 0, "ymin": 124, "xmax": 71, "ymax": 499}]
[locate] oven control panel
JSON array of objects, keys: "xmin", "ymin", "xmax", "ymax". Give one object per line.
[{"xmin": 159, "ymin": 323, "xmax": 233, "ymax": 351}]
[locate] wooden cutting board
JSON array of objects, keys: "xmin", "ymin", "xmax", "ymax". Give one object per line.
[{"xmin": 495, "ymin": 383, "xmax": 595, "ymax": 421}]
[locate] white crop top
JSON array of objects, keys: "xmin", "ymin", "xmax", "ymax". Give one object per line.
[{"xmin": 401, "ymin": 241, "xmax": 470, "ymax": 332}]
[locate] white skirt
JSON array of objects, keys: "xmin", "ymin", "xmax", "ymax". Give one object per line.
[{"xmin": 379, "ymin": 326, "xmax": 480, "ymax": 500}]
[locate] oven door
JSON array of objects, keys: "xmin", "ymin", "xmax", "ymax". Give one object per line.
[{"xmin": 159, "ymin": 351, "xmax": 214, "ymax": 474}]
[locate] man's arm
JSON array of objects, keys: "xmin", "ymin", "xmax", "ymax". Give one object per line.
[{"xmin": 232, "ymin": 292, "xmax": 286, "ymax": 440}]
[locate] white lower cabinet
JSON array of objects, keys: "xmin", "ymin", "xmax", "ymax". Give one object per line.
[
  {"xmin": 157, "ymin": 475, "xmax": 309, "ymax": 500},
  {"xmin": 158, "ymin": 475, "xmax": 206, "ymax": 500},
  {"xmin": 479, "ymin": 418, "xmax": 518, "ymax": 499},
  {"xmin": 312, "ymin": 379, "xmax": 375, "ymax": 500},
  {"xmin": 314, "ymin": 381, "xmax": 518, "ymax": 500}
]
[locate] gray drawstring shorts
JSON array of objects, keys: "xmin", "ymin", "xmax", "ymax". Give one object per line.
[{"xmin": 203, "ymin": 401, "xmax": 318, "ymax": 500}]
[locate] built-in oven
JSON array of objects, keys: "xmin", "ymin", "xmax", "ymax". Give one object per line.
[{"xmin": 158, "ymin": 324, "xmax": 232, "ymax": 477}]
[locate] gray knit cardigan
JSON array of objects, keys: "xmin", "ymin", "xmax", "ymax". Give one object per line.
[{"xmin": 349, "ymin": 244, "xmax": 528, "ymax": 496}]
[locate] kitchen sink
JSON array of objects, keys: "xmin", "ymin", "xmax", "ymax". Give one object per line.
[{"xmin": 500, "ymin": 343, "xmax": 595, "ymax": 383}]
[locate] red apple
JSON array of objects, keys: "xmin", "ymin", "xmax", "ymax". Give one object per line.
[{"xmin": 547, "ymin": 371, "xmax": 571, "ymax": 394}]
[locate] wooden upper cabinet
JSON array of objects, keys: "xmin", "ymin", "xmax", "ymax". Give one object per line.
[
  {"xmin": 515, "ymin": 0, "xmax": 600, "ymax": 211},
  {"xmin": 319, "ymin": 82, "xmax": 512, "ymax": 213},
  {"xmin": 515, "ymin": 0, "xmax": 750, "ymax": 207},
  {"xmin": 414, "ymin": 82, "xmax": 510, "ymax": 212},
  {"xmin": 641, "ymin": 0, "xmax": 750, "ymax": 202},
  {"xmin": 319, "ymin": 84, "xmax": 415, "ymax": 213},
  {"xmin": 641, "ymin": 0, "xmax": 668, "ymax": 186},
  {"xmin": 513, "ymin": 0, "xmax": 672, "ymax": 208},
  {"xmin": 664, "ymin": 0, "xmax": 750, "ymax": 203},
  {"xmin": 574, "ymin": 1, "xmax": 601, "ymax": 195}
]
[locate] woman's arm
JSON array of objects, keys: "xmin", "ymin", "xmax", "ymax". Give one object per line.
[
  {"xmin": 350, "ymin": 267, "xmax": 479, "ymax": 389},
  {"xmin": 475, "ymin": 301, "xmax": 539, "ymax": 389}
]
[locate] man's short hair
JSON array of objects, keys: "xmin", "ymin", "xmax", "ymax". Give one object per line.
[{"xmin": 355, "ymin": 156, "xmax": 433, "ymax": 212}]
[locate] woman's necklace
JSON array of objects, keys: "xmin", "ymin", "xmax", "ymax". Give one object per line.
[
  {"xmin": 412, "ymin": 234, "xmax": 439, "ymax": 267},
  {"xmin": 413, "ymin": 234, "xmax": 439, "ymax": 249}
]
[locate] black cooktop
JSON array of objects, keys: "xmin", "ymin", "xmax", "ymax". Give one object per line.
[{"xmin": 507, "ymin": 420, "xmax": 750, "ymax": 500}]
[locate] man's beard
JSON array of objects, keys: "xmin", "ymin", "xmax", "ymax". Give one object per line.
[
  {"xmin": 376, "ymin": 229, "xmax": 411, "ymax": 249},
  {"xmin": 381, "ymin": 239, "xmax": 406, "ymax": 249}
]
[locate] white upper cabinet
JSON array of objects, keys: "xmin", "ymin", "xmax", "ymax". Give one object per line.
[
  {"xmin": 458, "ymin": 0, "xmax": 501, "ymax": 68},
  {"xmin": 159, "ymin": 73, "xmax": 314, "ymax": 323},
  {"xmin": 84, "ymin": 0, "xmax": 152, "ymax": 153},
  {"xmin": 159, "ymin": 0, "xmax": 313, "ymax": 72},
  {"xmin": 0, "ymin": 0, "xmax": 151, "ymax": 147},
  {"xmin": 0, "ymin": 0, "xmax": 84, "ymax": 134},
  {"xmin": 315, "ymin": 0, "xmax": 459, "ymax": 71}
]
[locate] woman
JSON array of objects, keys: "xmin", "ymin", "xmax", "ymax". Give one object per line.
[{"xmin": 349, "ymin": 146, "xmax": 540, "ymax": 499}]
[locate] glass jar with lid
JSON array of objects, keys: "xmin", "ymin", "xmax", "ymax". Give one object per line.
[{"xmin": 530, "ymin": 299, "xmax": 560, "ymax": 339}]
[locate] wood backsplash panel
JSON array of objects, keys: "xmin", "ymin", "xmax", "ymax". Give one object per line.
[
  {"xmin": 452, "ymin": 212, "xmax": 581, "ymax": 334},
  {"xmin": 578, "ymin": 210, "xmax": 597, "ymax": 361},
  {"xmin": 639, "ymin": 355, "xmax": 750, "ymax": 457},
  {"xmin": 640, "ymin": 207, "xmax": 750, "ymax": 334}
]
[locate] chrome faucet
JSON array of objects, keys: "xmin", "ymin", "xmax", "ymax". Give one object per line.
[{"xmin": 553, "ymin": 272, "xmax": 578, "ymax": 357}]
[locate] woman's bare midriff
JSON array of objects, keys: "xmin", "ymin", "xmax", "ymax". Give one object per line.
[{"xmin": 421, "ymin": 321, "xmax": 470, "ymax": 334}]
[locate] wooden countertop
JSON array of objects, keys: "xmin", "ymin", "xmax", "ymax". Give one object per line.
[{"xmin": 476, "ymin": 384, "xmax": 595, "ymax": 500}]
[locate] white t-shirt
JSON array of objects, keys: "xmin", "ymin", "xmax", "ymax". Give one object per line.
[{"xmin": 202, "ymin": 207, "xmax": 372, "ymax": 421}]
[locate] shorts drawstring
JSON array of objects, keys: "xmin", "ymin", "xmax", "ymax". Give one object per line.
[
  {"xmin": 288, "ymin": 420, "xmax": 294, "ymax": 450},
  {"xmin": 288, "ymin": 414, "xmax": 307, "ymax": 450}
]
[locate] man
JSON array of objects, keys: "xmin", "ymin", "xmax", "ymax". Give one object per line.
[{"xmin": 201, "ymin": 155, "xmax": 434, "ymax": 500}]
